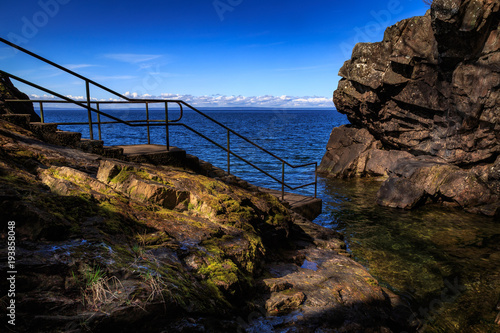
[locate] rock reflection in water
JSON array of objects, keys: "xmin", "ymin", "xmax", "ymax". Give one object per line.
[{"xmin": 317, "ymin": 177, "xmax": 500, "ymax": 332}]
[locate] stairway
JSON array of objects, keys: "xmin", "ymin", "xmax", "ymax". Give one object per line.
[
  {"xmin": 0, "ymin": 113, "xmax": 251, "ymax": 185},
  {"xmin": 0, "ymin": 113, "xmax": 186, "ymax": 166},
  {"xmin": 1, "ymin": 37, "xmax": 320, "ymax": 213},
  {"xmin": 1, "ymin": 113, "xmax": 323, "ymax": 220}
]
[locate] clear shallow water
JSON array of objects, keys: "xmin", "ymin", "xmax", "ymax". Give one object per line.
[
  {"xmin": 319, "ymin": 178, "xmax": 500, "ymax": 332},
  {"xmin": 39, "ymin": 107, "xmax": 500, "ymax": 332}
]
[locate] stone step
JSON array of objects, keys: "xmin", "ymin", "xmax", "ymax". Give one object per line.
[
  {"xmin": 112, "ymin": 144, "xmax": 187, "ymax": 167},
  {"xmin": 102, "ymin": 146, "xmax": 124, "ymax": 159},
  {"xmin": 0, "ymin": 114, "xmax": 30, "ymax": 129},
  {"xmin": 50, "ymin": 130, "xmax": 82, "ymax": 147},
  {"xmin": 29, "ymin": 122, "xmax": 59, "ymax": 138},
  {"xmin": 184, "ymin": 154, "xmax": 203, "ymax": 173},
  {"xmin": 259, "ymin": 187, "xmax": 322, "ymax": 221},
  {"xmin": 78, "ymin": 139, "xmax": 104, "ymax": 154}
]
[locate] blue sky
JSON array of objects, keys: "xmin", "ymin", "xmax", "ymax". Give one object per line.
[{"xmin": 1, "ymin": 0, "xmax": 429, "ymax": 108}]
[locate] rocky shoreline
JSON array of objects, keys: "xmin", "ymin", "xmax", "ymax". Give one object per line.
[
  {"xmin": 319, "ymin": 0, "xmax": 499, "ymax": 216},
  {"xmin": 0, "ymin": 118, "xmax": 416, "ymax": 332}
]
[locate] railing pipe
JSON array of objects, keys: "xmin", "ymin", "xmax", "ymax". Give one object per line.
[
  {"xmin": 282, "ymin": 162, "xmax": 285, "ymax": 200},
  {"xmin": 85, "ymin": 80, "xmax": 93, "ymax": 140},
  {"xmin": 227, "ymin": 129, "xmax": 230, "ymax": 175},
  {"xmin": 1, "ymin": 71, "xmax": 136, "ymax": 127},
  {"xmin": 96, "ymin": 103, "xmax": 102, "ymax": 141},
  {"xmin": 146, "ymin": 102, "xmax": 150, "ymax": 144},
  {"xmin": 165, "ymin": 102, "xmax": 169, "ymax": 150},
  {"xmin": 39, "ymin": 101, "xmax": 44, "ymax": 123},
  {"xmin": 178, "ymin": 101, "xmax": 312, "ymax": 169},
  {"xmin": 177, "ymin": 123, "xmax": 284, "ymax": 185},
  {"xmin": 0, "ymin": 37, "xmax": 131, "ymax": 102},
  {"xmin": 314, "ymin": 162, "xmax": 318, "ymax": 198},
  {"xmin": 1, "ymin": 68, "xmax": 317, "ymax": 197}
]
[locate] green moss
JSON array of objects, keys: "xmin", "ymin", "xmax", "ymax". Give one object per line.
[
  {"xmin": 38, "ymin": 193, "xmax": 96, "ymax": 224},
  {"xmin": 266, "ymin": 213, "xmax": 286, "ymax": 226},
  {"xmin": 136, "ymin": 231, "xmax": 171, "ymax": 247},
  {"xmin": 206, "ymin": 181, "xmax": 227, "ymax": 194},
  {"xmin": 98, "ymin": 200, "xmax": 129, "ymax": 234},
  {"xmin": 198, "ymin": 258, "xmax": 239, "ymax": 289},
  {"xmin": 14, "ymin": 149, "xmax": 36, "ymax": 158},
  {"xmin": 0, "ymin": 174, "xmax": 21, "ymax": 183},
  {"xmin": 200, "ymin": 237, "xmax": 226, "ymax": 257},
  {"xmin": 110, "ymin": 168, "xmax": 133, "ymax": 184}
]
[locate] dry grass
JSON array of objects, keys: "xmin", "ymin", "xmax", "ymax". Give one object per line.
[
  {"xmin": 80, "ymin": 266, "xmax": 123, "ymax": 310},
  {"xmin": 142, "ymin": 272, "xmax": 170, "ymax": 304}
]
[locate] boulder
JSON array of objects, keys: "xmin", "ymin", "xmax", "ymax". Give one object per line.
[{"xmin": 321, "ymin": 0, "xmax": 500, "ymax": 215}]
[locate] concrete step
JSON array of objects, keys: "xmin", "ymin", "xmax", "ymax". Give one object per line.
[
  {"xmin": 49, "ymin": 130, "xmax": 82, "ymax": 147},
  {"xmin": 0, "ymin": 114, "xmax": 30, "ymax": 129},
  {"xmin": 185, "ymin": 154, "xmax": 203, "ymax": 173},
  {"xmin": 112, "ymin": 144, "xmax": 187, "ymax": 167},
  {"xmin": 103, "ymin": 146, "xmax": 124, "ymax": 158},
  {"xmin": 78, "ymin": 139, "xmax": 104, "ymax": 154},
  {"xmin": 29, "ymin": 122, "xmax": 58, "ymax": 138},
  {"xmin": 259, "ymin": 187, "xmax": 322, "ymax": 221}
]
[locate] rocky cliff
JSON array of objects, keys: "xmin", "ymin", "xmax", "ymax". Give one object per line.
[
  {"xmin": 320, "ymin": 0, "xmax": 500, "ymax": 216},
  {"xmin": 0, "ymin": 117, "xmax": 414, "ymax": 331}
]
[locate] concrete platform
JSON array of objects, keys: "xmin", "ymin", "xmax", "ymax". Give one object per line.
[
  {"xmin": 259, "ymin": 187, "xmax": 322, "ymax": 221},
  {"xmin": 112, "ymin": 144, "xmax": 186, "ymax": 166}
]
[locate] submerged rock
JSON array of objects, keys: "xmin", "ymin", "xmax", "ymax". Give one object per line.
[{"xmin": 320, "ymin": 0, "xmax": 500, "ymax": 216}]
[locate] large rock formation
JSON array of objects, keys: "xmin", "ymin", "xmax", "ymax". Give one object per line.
[
  {"xmin": 0, "ymin": 74, "xmax": 41, "ymax": 122},
  {"xmin": 320, "ymin": 0, "xmax": 500, "ymax": 216}
]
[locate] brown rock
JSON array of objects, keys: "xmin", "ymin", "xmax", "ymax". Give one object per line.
[
  {"xmin": 319, "ymin": 125, "xmax": 414, "ymax": 178},
  {"xmin": 265, "ymin": 291, "xmax": 306, "ymax": 314},
  {"xmin": 376, "ymin": 158, "xmax": 499, "ymax": 215},
  {"xmin": 97, "ymin": 160, "xmax": 190, "ymax": 209},
  {"xmin": 322, "ymin": 0, "xmax": 500, "ymax": 214},
  {"xmin": 318, "ymin": 125, "xmax": 380, "ymax": 177}
]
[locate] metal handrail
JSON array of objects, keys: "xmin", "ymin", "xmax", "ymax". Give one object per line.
[
  {"xmin": 0, "ymin": 37, "xmax": 131, "ymax": 102},
  {"xmin": 0, "ymin": 38, "xmax": 318, "ymax": 198}
]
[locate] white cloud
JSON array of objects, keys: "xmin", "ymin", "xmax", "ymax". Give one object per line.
[
  {"xmin": 104, "ymin": 53, "xmax": 162, "ymax": 64},
  {"xmin": 64, "ymin": 64, "xmax": 99, "ymax": 70},
  {"xmin": 151, "ymin": 93, "xmax": 333, "ymax": 108},
  {"xmin": 30, "ymin": 93, "xmax": 333, "ymax": 108}
]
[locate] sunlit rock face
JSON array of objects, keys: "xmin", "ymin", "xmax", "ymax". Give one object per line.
[{"xmin": 320, "ymin": 0, "xmax": 500, "ymax": 215}]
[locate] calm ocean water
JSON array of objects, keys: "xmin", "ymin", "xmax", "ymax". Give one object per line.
[{"xmin": 38, "ymin": 107, "xmax": 500, "ymax": 332}]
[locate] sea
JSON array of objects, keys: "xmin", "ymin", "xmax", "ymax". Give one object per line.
[{"xmin": 39, "ymin": 106, "xmax": 500, "ymax": 332}]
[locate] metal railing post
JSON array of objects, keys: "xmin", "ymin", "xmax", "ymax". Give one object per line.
[
  {"xmin": 165, "ymin": 102, "xmax": 169, "ymax": 151},
  {"xmin": 227, "ymin": 129, "xmax": 231, "ymax": 175},
  {"xmin": 39, "ymin": 102, "xmax": 44, "ymax": 123},
  {"xmin": 85, "ymin": 80, "xmax": 93, "ymax": 140},
  {"xmin": 314, "ymin": 162, "xmax": 318, "ymax": 198},
  {"xmin": 281, "ymin": 162, "xmax": 285, "ymax": 201},
  {"xmin": 146, "ymin": 102, "xmax": 150, "ymax": 144},
  {"xmin": 96, "ymin": 103, "xmax": 102, "ymax": 141}
]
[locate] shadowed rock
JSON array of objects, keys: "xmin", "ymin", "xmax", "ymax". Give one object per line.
[
  {"xmin": 0, "ymin": 74, "xmax": 41, "ymax": 122},
  {"xmin": 320, "ymin": 0, "xmax": 500, "ymax": 216}
]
